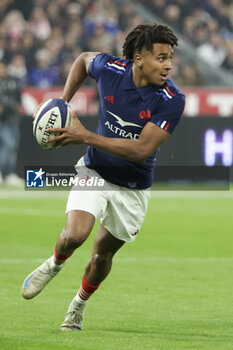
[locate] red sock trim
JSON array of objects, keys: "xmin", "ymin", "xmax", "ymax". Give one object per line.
[
  {"xmin": 78, "ymin": 275, "xmax": 100, "ymax": 301},
  {"xmin": 82, "ymin": 275, "xmax": 100, "ymax": 292},
  {"xmin": 54, "ymin": 244, "xmax": 73, "ymax": 261}
]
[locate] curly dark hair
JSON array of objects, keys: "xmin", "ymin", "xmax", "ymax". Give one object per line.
[{"xmin": 123, "ymin": 23, "xmax": 178, "ymax": 61}]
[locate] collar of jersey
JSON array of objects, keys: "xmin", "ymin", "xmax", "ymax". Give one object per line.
[{"xmin": 123, "ymin": 64, "xmax": 163, "ymax": 101}]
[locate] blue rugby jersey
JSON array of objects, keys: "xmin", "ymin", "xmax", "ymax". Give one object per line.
[{"xmin": 84, "ymin": 53, "xmax": 185, "ymax": 189}]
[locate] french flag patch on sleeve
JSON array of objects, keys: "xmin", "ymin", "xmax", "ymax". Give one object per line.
[
  {"xmin": 156, "ymin": 120, "xmax": 170, "ymax": 131},
  {"xmin": 105, "ymin": 60, "xmax": 127, "ymax": 75}
]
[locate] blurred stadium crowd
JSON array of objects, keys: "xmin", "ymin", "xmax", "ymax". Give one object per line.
[{"xmin": 0, "ymin": 0, "xmax": 233, "ymax": 89}]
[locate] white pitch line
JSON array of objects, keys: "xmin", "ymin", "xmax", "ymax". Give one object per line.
[
  {"xmin": 0, "ymin": 190, "xmax": 68, "ymax": 199},
  {"xmin": 0, "ymin": 259, "xmax": 45, "ymax": 264},
  {"xmin": 1, "ymin": 257, "xmax": 233, "ymax": 264},
  {"xmin": 0, "ymin": 207, "xmax": 64, "ymax": 217},
  {"xmin": 115, "ymin": 256, "xmax": 233, "ymax": 263},
  {"xmin": 150, "ymin": 190, "xmax": 233, "ymax": 198},
  {"xmin": 0, "ymin": 189, "xmax": 232, "ymax": 199}
]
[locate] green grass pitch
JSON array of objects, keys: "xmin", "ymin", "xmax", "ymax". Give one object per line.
[{"xmin": 0, "ymin": 189, "xmax": 233, "ymax": 350}]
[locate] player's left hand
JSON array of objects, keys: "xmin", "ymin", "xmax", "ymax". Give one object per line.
[{"xmin": 46, "ymin": 112, "xmax": 87, "ymax": 148}]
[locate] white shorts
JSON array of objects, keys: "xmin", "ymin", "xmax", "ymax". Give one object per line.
[{"xmin": 66, "ymin": 157, "xmax": 151, "ymax": 242}]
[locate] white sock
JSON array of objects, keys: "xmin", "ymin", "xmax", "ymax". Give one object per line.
[
  {"xmin": 75, "ymin": 294, "xmax": 87, "ymax": 305},
  {"xmin": 49, "ymin": 255, "xmax": 64, "ymax": 270}
]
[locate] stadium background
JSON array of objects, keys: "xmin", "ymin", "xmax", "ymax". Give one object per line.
[{"xmin": 0, "ymin": 0, "xmax": 233, "ymax": 185}]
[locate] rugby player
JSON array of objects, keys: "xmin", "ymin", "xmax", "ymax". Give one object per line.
[{"xmin": 21, "ymin": 23, "xmax": 185, "ymax": 331}]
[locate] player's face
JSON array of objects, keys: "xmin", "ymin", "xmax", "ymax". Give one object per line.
[{"xmin": 134, "ymin": 43, "xmax": 173, "ymax": 87}]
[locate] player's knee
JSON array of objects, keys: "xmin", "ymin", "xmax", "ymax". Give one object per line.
[
  {"xmin": 60, "ymin": 226, "xmax": 89, "ymax": 250},
  {"xmin": 92, "ymin": 252, "xmax": 112, "ymax": 270}
]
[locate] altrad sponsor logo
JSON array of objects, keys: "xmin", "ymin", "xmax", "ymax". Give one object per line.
[{"xmin": 105, "ymin": 110, "xmax": 142, "ymax": 140}]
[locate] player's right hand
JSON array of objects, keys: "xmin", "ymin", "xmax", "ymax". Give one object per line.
[{"xmin": 46, "ymin": 112, "xmax": 86, "ymax": 148}]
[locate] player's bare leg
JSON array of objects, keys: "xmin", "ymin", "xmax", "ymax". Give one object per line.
[
  {"xmin": 21, "ymin": 210, "xmax": 95, "ymax": 299},
  {"xmin": 61, "ymin": 224, "xmax": 125, "ymax": 331},
  {"xmin": 85, "ymin": 224, "xmax": 125, "ymax": 284},
  {"xmin": 54, "ymin": 210, "xmax": 95, "ymax": 263}
]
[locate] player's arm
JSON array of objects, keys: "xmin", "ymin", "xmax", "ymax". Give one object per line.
[
  {"xmin": 61, "ymin": 52, "xmax": 101, "ymax": 102},
  {"xmin": 85, "ymin": 121, "xmax": 170, "ymax": 162},
  {"xmin": 48, "ymin": 114, "xmax": 170, "ymax": 163}
]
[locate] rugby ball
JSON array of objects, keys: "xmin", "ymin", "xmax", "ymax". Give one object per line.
[{"xmin": 33, "ymin": 98, "xmax": 72, "ymax": 149}]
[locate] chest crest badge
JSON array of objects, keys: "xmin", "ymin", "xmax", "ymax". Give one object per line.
[{"xmin": 139, "ymin": 109, "xmax": 151, "ymax": 121}]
